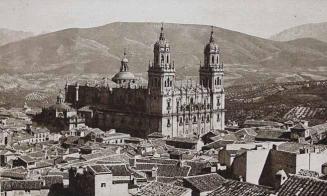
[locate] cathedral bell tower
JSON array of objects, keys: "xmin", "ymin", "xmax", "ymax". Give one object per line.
[
  {"xmin": 147, "ymin": 24, "xmax": 176, "ymax": 136},
  {"xmin": 199, "ymin": 26, "xmax": 225, "ymax": 130},
  {"xmin": 148, "ymin": 23, "xmax": 175, "ymax": 96}
]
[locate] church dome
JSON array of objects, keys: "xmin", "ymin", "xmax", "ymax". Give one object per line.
[{"xmin": 112, "ymin": 71, "xmax": 135, "ymax": 81}]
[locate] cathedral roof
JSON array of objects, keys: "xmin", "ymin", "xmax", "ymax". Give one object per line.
[
  {"xmin": 49, "ymin": 103, "xmax": 74, "ymax": 112},
  {"xmin": 112, "ymin": 71, "xmax": 135, "ymax": 81}
]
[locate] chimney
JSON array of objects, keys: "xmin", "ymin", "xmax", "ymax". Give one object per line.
[
  {"xmin": 274, "ymin": 170, "xmax": 288, "ymax": 191},
  {"xmin": 151, "ymin": 165, "xmax": 158, "ymax": 181},
  {"xmin": 272, "ymin": 144, "xmax": 278, "ymax": 150},
  {"xmin": 322, "ymin": 164, "xmax": 327, "ymax": 175}
]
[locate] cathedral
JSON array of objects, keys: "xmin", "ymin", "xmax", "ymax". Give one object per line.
[{"xmin": 64, "ymin": 25, "xmax": 225, "ymax": 138}]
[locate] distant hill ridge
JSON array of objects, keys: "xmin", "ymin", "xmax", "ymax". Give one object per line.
[
  {"xmin": 0, "ymin": 22, "xmax": 327, "ymax": 85},
  {"xmin": 270, "ymin": 22, "xmax": 327, "ymax": 42},
  {"xmin": 0, "ymin": 28, "xmax": 34, "ymax": 46}
]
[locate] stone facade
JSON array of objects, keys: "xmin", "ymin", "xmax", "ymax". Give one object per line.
[{"xmin": 65, "ymin": 25, "xmax": 225, "ymax": 138}]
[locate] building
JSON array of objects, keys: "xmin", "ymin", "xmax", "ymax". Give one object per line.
[
  {"xmin": 230, "ymin": 142, "xmax": 327, "ymax": 187},
  {"xmin": 39, "ymin": 92, "xmax": 85, "ymax": 131},
  {"xmin": 69, "ymin": 164, "xmax": 131, "ymax": 196},
  {"xmin": 65, "ymin": 25, "xmax": 225, "ymax": 138}
]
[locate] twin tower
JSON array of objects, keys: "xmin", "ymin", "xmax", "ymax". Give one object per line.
[{"xmin": 145, "ymin": 24, "xmax": 225, "ymax": 136}]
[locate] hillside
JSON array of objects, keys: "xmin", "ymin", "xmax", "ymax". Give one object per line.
[
  {"xmin": 0, "ymin": 22, "xmax": 327, "ymax": 86},
  {"xmin": 270, "ymin": 22, "xmax": 327, "ymax": 42},
  {"xmin": 0, "ymin": 28, "xmax": 34, "ymax": 46}
]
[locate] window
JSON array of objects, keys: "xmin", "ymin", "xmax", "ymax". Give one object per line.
[
  {"xmin": 206, "ymin": 115, "xmax": 210, "ymax": 123},
  {"xmin": 101, "ymin": 183, "xmax": 106, "ymax": 188},
  {"xmin": 216, "ymin": 56, "xmax": 219, "ymax": 64},
  {"xmin": 190, "ymin": 98, "xmax": 194, "ymax": 104},
  {"xmin": 217, "ymin": 98, "xmax": 220, "ymax": 107},
  {"xmin": 217, "ymin": 114, "xmax": 220, "ymax": 122},
  {"xmin": 167, "ymin": 99, "xmax": 171, "ymax": 109},
  {"xmin": 185, "ymin": 117, "xmax": 189, "ymax": 124},
  {"xmin": 167, "ymin": 119, "xmax": 171, "ymax": 127},
  {"xmin": 211, "ymin": 55, "xmax": 214, "ymax": 64},
  {"xmin": 193, "ymin": 116, "xmax": 197, "ymax": 123},
  {"xmin": 161, "ymin": 54, "xmax": 164, "ymax": 64},
  {"xmin": 179, "ymin": 117, "xmax": 183, "ymax": 125},
  {"xmin": 167, "ymin": 55, "xmax": 169, "ymax": 63}
]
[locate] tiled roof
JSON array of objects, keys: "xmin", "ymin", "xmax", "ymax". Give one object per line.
[
  {"xmin": 81, "ymin": 148, "xmax": 116, "ymax": 161},
  {"xmin": 184, "ymin": 173, "xmax": 226, "ymax": 192},
  {"xmin": 208, "ymin": 180, "xmax": 272, "ymax": 196},
  {"xmin": 134, "ymin": 158, "xmax": 179, "ymax": 165},
  {"xmin": 297, "ymin": 169, "xmax": 320, "ymax": 178},
  {"xmin": 277, "ymin": 175, "xmax": 327, "ymax": 196},
  {"xmin": 134, "ymin": 181, "xmax": 191, "ymax": 196},
  {"xmin": 277, "ymin": 142, "xmax": 327, "ymax": 153},
  {"xmin": 185, "ymin": 161, "xmax": 211, "ymax": 176},
  {"xmin": 1, "ymin": 167, "xmax": 27, "ymax": 179},
  {"xmin": 40, "ymin": 175, "xmax": 63, "ymax": 189},
  {"xmin": 255, "ymin": 130, "xmax": 290, "ymax": 141},
  {"xmin": 166, "ymin": 137, "xmax": 199, "ymax": 144},
  {"xmin": 292, "ymin": 123, "xmax": 308, "ymax": 130},
  {"xmin": 88, "ymin": 165, "xmax": 111, "ymax": 174},
  {"xmin": 19, "ymin": 155, "xmax": 35, "ymax": 163},
  {"xmin": 1, "ymin": 180, "xmax": 43, "ymax": 191},
  {"xmin": 244, "ymin": 120, "xmax": 283, "ymax": 128},
  {"xmin": 134, "ymin": 163, "xmax": 191, "ymax": 177},
  {"xmin": 106, "ymin": 164, "xmax": 131, "ymax": 176}
]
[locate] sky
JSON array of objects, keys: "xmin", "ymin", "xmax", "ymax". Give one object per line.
[{"xmin": 0, "ymin": 0, "xmax": 327, "ymax": 38}]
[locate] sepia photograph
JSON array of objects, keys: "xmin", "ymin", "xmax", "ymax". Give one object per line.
[{"xmin": 0, "ymin": 0, "xmax": 326, "ymax": 195}]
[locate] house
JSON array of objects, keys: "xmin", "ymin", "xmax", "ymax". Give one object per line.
[
  {"xmin": 12, "ymin": 155, "xmax": 36, "ymax": 169},
  {"xmin": 166, "ymin": 137, "xmax": 204, "ymax": 151},
  {"xmin": 69, "ymin": 164, "xmax": 132, "ymax": 196},
  {"xmin": 230, "ymin": 142, "xmax": 327, "ymax": 187},
  {"xmin": 133, "ymin": 181, "xmax": 191, "ymax": 196},
  {"xmin": 28, "ymin": 127, "xmax": 50, "ymax": 144},
  {"xmin": 307, "ymin": 123, "xmax": 327, "ymax": 143},
  {"xmin": 96, "ymin": 130, "xmax": 131, "ymax": 144},
  {"xmin": 0, "ymin": 176, "xmax": 64, "ymax": 196},
  {"xmin": 183, "ymin": 173, "xmax": 226, "ymax": 196},
  {"xmin": 290, "ymin": 122, "xmax": 309, "ymax": 140}
]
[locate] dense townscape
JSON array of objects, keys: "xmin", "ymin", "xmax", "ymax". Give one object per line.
[{"xmin": 0, "ymin": 25, "xmax": 327, "ymax": 196}]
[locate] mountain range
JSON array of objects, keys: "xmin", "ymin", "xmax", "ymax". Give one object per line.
[
  {"xmin": 0, "ymin": 22, "xmax": 327, "ymax": 86},
  {"xmin": 270, "ymin": 22, "xmax": 327, "ymax": 42},
  {"xmin": 0, "ymin": 28, "xmax": 34, "ymax": 46}
]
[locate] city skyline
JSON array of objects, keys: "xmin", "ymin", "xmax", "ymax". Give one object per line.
[{"xmin": 1, "ymin": 0, "xmax": 327, "ymax": 38}]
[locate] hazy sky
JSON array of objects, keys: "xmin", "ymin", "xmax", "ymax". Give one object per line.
[{"xmin": 1, "ymin": 0, "xmax": 327, "ymax": 38}]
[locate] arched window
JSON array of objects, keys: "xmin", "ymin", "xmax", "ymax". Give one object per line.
[
  {"xmin": 216, "ymin": 56, "xmax": 219, "ymax": 64},
  {"xmin": 211, "ymin": 55, "xmax": 214, "ymax": 64},
  {"xmin": 161, "ymin": 54, "xmax": 164, "ymax": 64},
  {"xmin": 167, "ymin": 55, "xmax": 169, "ymax": 63},
  {"xmin": 164, "ymin": 80, "xmax": 167, "ymax": 87},
  {"xmin": 190, "ymin": 98, "xmax": 194, "ymax": 104}
]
